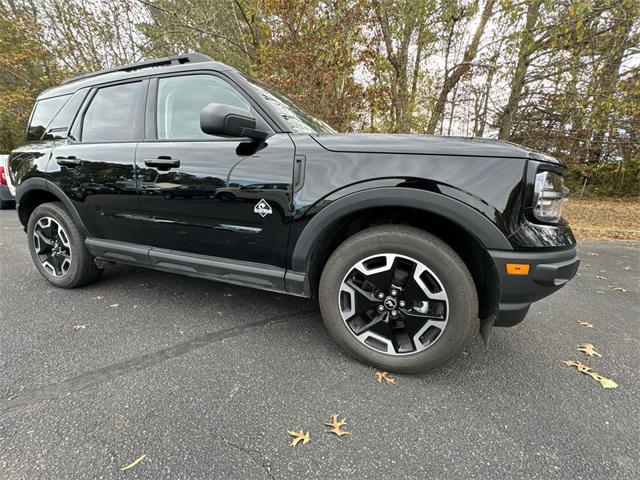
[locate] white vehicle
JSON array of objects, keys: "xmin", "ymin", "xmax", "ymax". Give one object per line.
[{"xmin": 0, "ymin": 154, "xmax": 16, "ymax": 209}]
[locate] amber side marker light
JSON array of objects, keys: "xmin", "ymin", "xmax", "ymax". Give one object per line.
[{"xmin": 506, "ymin": 263, "xmax": 530, "ymax": 275}]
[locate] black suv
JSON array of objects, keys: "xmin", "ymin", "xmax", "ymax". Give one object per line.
[{"xmin": 9, "ymin": 53, "xmax": 579, "ymax": 373}]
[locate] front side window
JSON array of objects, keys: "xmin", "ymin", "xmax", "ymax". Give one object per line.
[
  {"xmin": 82, "ymin": 82, "xmax": 144, "ymax": 143},
  {"xmin": 27, "ymin": 95, "xmax": 71, "ymax": 141},
  {"xmin": 157, "ymin": 75, "xmax": 253, "ymax": 140}
]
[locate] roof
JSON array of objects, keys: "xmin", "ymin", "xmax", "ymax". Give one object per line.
[{"xmin": 38, "ymin": 53, "xmax": 232, "ymax": 100}]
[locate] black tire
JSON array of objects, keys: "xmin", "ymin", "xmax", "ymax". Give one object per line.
[
  {"xmin": 319, "ymin": 225, "xmax": 478, "ymax": 373},
  {"xmin": 27, "ymin": 202, "xmax": 103, "ymax": 288}
]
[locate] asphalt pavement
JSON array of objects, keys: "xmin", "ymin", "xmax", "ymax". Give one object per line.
[{"xmin": 0, "ymin": 208, "xmax": 638, "ymax": 479}]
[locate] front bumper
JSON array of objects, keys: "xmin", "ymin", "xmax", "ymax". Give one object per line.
[{"xmin": 489, "ymin": 247, "xmax": 580, "ymax": 326}]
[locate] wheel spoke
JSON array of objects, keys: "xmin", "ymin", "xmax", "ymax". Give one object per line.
[
  {"xmin": 35, "ymin": 230, "xmax": 53, "ymax": 251},
  {"xmin": 345, "ymin": 280, "xmax": 380, "ymax": 317},
  {"xmin": 367, "ymin": 314, "xmax": 401, "ymax": 353}
]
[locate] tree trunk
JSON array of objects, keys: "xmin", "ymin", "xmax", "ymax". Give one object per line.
[
  {"xmin": 426, "ymin": 0, "xmax": 495, "ymax": 134},
  {"xmin": 497, "ymin": 0, "xmax": 542, "ymax": 140}
]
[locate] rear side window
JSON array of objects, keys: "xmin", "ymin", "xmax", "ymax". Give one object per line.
[
  {"xmin": 27, "ymin": 95, "xmax": 70, "ymax": 141},
  {"xmin": 42, "ymin": 90, "xmax": 88, "ymax": 140},
  {"xmin": 82, "ymin": 81, "xmax": 145, "ymax": 143},
  {"xmin": 156, "ymin": 75, "xmax": 252, "ymax": 140}
]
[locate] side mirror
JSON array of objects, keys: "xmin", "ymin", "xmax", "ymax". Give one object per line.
[{"xmin": 200, "ymin": 103, "xmax": 268, "ymax": 140}]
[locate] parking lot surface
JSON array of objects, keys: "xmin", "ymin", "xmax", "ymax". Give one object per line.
[{"xmin": 1, "ymin": 209, "xmax": 638, "ymax": 479}]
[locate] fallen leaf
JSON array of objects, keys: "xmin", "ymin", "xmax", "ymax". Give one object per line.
[
  {"xmin": 288, "ymin": 430, "xmax": 310, "ymax": 446},
  {"xmin": 577, "ymin": 321, "xmax": 593, "ymax": 328},
  {"xmin": 577, "ymin": 343, "xmax": 602, "ymax": 358},
  {"xmin": 110, "ymin": 303, "xmax": 120, "ymax": 308},
  {"xmin": 375, "ymin": 370, "xmax": 397, "ymax": 385},
  {"xmin": 608, "ymin": 286, "xmax": 627, "ymax": 292},
  {"xmin": 119, "ymin": 454, "xmax": 146, "ymax": 472},
  {"xmin": 562, "ymin": 360, "xmax": 618, "ymax": 389},
  {"xmin": 215, "ymin": 310, "xmax": 224, "ymax": 317},
  {"xmin": 325, "ymin": 412, "xmax": 351, "ymax": 437},
  {"xmin": 587, "ymin": 252, "xmax": 599, "ymax": 256},
  {"xmin": 584, "ymin": 263, "xmax": 591, "ymax": 267},
  {"xmin": 73, "ymin": 325, "xmax": 86, "ymax": 331},
  {"xmin": 595, "ymin": 275, "xmax": 607, "ymax": 280},
  {"xmin": 92, "ymin": 296, "xmax": 104, "ymax": 300}
]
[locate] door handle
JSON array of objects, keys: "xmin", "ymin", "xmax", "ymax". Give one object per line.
[
  {"xmin": 144, "ymin": 157, "xmax": 180, "ymax": 169},
  {"xmin": 56, "ymin": 155, "xmax": 81, "ymax": 167}
]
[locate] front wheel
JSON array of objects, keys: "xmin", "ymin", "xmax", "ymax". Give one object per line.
[
  {"xmin": 319, "ymin": 225, "xmax": 478, "ymax": 373},
  {"xmin": 27, "ymin": 202, "xmax": 103, "ymax": 288}
]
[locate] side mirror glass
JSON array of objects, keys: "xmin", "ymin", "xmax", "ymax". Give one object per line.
[{"xmin": 200, "ymin": 103, "xmax": 268, "ymax": 140}]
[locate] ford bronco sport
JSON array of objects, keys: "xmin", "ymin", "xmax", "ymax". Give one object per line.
[{"xmin": 9, "ymin": 53, "xmax": 579, "ymax": 373}]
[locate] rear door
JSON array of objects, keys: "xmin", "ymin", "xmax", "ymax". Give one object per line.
[
  {"xmin": 136, "ymin": 72, "xmax": 295, "ymax": 267},
  {"xmin": 50, "ymin": 80, "xmax": 147, "ymax": 243}
]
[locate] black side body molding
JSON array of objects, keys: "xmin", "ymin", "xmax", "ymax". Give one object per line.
[{"xmin": 85, "ymin": 238, "xmax": 308, "ymax": 297}]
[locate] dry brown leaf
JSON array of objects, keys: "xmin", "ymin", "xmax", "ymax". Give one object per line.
[
  {"xmin": 375, "ymin": 370, "xmax": 397, "ymax": 385},
  {"xmin": 562, "ymin": 360, "xmax": 618, "ymax": 389},
  {"xmin": 92, "ymin": 296, "xmax": 104, "ymax": 300},
  {"xmin": 215, "ymin": 310, "xmax": 224, "ymax": 317},
  {"xmin": 608, "ymin": 286, "xmax": 627, "ymax": 292},
  {"xmin": 288, "ymin": 430, "xmax": 310, "ymax": 446},
  {"xmin": 577, "ymin": 321, "xmax": 594, "ymax": 328},
  {"xmin": 325, "ymin": 412, "xmax": 351, "ymax": 437},
  {"xmin": 73, "ymin": 325, "xmax": 86, "ymax": 331},
  {"xmin": 119, "ymin": 454, "xmax": 146, "ymax": 471},
  {"xmin": 577, "ymin": 343, "xmax": 602, "ymax": 358},
  {"xmin": 110, "ymin": 303, "xmax": 120, "ymax": 308}
]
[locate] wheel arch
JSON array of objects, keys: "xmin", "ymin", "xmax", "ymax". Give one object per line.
[
  {"xmin": 288, "ymin": 187, "xmax": 505, "ymax": 320},
  {"xmin": 16, "ymin": 178, "xmax": 88, "ymax": 235}
]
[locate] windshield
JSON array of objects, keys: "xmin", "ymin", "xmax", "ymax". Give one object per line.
[{"xmin": 244, "ymin": 77, "xmax": 335, "ymax": 134}]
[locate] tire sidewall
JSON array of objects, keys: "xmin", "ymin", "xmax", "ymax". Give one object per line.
[
  {"xmin": 27, "ymin": 203, "xmax": 90, "ymax": 288},
  {"xmin": 319, "ymin": 226, "xmax": 478, "ymax": 373}
]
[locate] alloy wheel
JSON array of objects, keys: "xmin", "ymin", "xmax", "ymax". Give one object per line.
[
  {"xmin": 338, "ymin": 253, "xmax": 449, "ymax": 355},
  {"xmin": 33, "ymin": 216, "xmax": 72, "ymax": 277}
]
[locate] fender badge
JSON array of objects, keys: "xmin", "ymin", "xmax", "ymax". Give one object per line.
[{"xmin": 254, "ymin": 199, "xmax": 273, "ymax": 217}]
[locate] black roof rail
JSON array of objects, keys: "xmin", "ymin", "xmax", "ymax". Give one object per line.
[{"xmin": 60, "ymin": 52, "xmax": 213, "ymax": 85}]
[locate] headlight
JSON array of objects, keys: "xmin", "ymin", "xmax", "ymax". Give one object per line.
[{"xmin": 533, "ymin": 171, "xmax": 568, "ymax": 223}]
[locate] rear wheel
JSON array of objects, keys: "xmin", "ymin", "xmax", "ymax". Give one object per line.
[
  {"xmin": 27, "ymin": 202, "xmax": 103, "ymax": 288},
  {"xmin": 319, "ymin": 225, "xmax": 478, "ymax": 373}
]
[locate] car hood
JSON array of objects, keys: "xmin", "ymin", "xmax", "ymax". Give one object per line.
[{"xmin": 310, "ymin": 133, "xmax": 560, "ymax": 164}]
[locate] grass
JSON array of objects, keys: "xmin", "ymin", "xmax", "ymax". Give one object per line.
[{"xmin": 564, "ymin": 198, "xmax": 640, "ymax": 241}]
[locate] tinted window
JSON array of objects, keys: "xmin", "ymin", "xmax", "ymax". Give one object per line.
[
  {"xmin": 157, "ymin": 75, "xmax": 252, "ymax": 140},
  {"xmin": 27, "ymin": 95, "xmax": 70, "ymax": 141},
  {"xmin": 82, "ymin": 82, "xmax": 144, "ymax": 143},
  {"xmin": 42, "ymin": 89, "xmax": 89, "ymax": 140}
]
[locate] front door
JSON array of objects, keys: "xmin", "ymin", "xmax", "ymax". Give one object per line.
[
  {"xmin": 136, "ymin": 73, "xmax": 294, "ymax": 268},
  {"xmin": 50, "ymin": 80, "xmax": 147, "ymax": 243}
]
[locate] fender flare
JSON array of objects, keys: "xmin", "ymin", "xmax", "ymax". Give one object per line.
[
  {"xmin": 289, "ymin": 187, "xmax": 513, "ymax": 273},
  {"xmin": 16, "ymin": 178, "xmax": 89, "ymax": 235}
]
